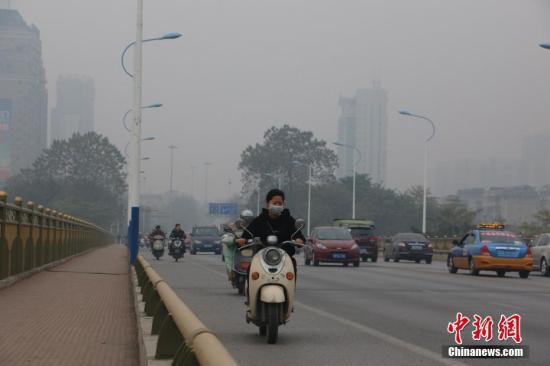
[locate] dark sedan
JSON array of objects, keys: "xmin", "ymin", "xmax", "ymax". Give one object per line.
[
  {"xmin": 190, "ymin": 226, "xmax": 222, "ymax": 255},
  {"xmin": 384, "ymin": 233, "xmax": 433, "ymax": 264},
  {"xmin": 304, "ymin": 226, "xmax": 361, "ymax": 267}
]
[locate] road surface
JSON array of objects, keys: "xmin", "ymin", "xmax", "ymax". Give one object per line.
[{"xmin": 144, "ymin": 251, "xmax": 550, "ymax": 366}]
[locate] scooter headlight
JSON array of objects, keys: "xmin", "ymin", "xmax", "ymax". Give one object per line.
[{"xmin": 264, "ymin": 248, "xmax": 282, "ymax": 266}]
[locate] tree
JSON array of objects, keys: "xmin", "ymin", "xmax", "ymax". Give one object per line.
[
  {"xmin": 432, "ymin": 196, "xmax": 477, "ymax": 237},
  {"xmin": 534, "ymin": 209, "xmax": 550, "ymax": 232},
  {"xmin": 239, "ymin": 124, "xmax": 338, "ymax": 210},
  {"xmin": 6, "ymin": 132, "xmax": 126, "ymax": 229}
]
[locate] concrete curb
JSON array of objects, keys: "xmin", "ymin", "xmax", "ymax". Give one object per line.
[
  {"xmin": 0, "ymin": 248, "xmax": 96, "ymax": 291},
  {"xmin": 131, "ymin": 267, "xmax": 171, "ymax": 366},
  {"xmin": 130, "ymin": 267, "xmax": 148, "ymax": 366}
]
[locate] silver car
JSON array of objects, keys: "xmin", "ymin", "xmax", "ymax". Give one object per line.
[{"xmin": 530, "ymin": 233, "xmax": 550, "ymax": 277}]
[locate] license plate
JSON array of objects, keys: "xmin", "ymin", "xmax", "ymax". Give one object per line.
[
  {"xmin": 411, "ymin": 245, "xmax": 423, "ymax": 250},
  {"xmin": 332, "ymin": 253, "xmax": 346, "ymax": 259},
  {"xmin": 204, "ymin": 245, "xmax": 212, "ymax": 248},
  {"xmin": 497, "ymin": 251, "xmax": 516, "ymax": 258}
]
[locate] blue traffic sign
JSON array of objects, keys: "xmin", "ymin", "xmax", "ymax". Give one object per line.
[{"xmin": 209, "ymin": 203, "xmax": 239, "ymax": 216}]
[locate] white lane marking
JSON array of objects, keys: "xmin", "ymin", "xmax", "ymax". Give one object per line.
[
  {"xmin": 295, "ymin": 301, "xmax": 468, "ymax": 366},
  {"xmin": 491, "ymin": 303, "xmax": 524, "ymax": 310},
  {"xmin": 191, "ymin": 259, "xmax": 467, "ymax": 366}
]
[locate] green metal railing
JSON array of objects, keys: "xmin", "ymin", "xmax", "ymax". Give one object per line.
[{"xmin": 0, "ymin": 191, "xmax": 112, "ymax": 280}]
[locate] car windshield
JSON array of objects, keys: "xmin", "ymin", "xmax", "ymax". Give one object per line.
[
  {"xmin": 317, "ymin": 228, "xmax": 353, "ymax": 240},
  {"xmin": 193, "ymin": 227, "xmax": 218, "ymax": 236},
  {"xmin": 479, "ymin": 231, "xmax": 523, "ymax": 245},
  {"xmin": 396, "ymin": 233, "xmax": 428, "ymax": 242},
  {"xmin": 349, "ymin": 227, "xmax": 373, "ymax": 237}
]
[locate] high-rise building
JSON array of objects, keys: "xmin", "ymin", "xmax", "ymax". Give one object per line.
[
  {"xmin": 336, "ymin": 83, "xmax": 388, "ymax": 184},
  {"xmin": 50, "ymin": 75, "xmax": 94, "ymax": 144},
  {"xmin": 0, "ymin": 8, "xmax": 47, "ymax": 185}
]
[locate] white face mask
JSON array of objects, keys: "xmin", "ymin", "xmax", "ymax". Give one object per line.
[{"xmin": 269, "ymin": 204, "xmax": 284, "ymax": 216}]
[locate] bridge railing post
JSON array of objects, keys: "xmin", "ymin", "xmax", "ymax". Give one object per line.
[{"xmin": 0, "ymin": 192, "xmax": 8, "ymax": 280}]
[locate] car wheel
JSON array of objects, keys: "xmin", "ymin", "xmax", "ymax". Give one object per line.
[
  {"xmin": 191, "ymin": 250, "xmax": 197, "ymax": 255},
  {"xmin": 447, "ymin": 255, "xmax": 458, "ymax": 273},
  {"xmin": 519, "ymin": 270, "xmax": 530, "ymax": 279},
  {"xmin": 541, "ymin": 258, "xmax": 550, "ymax": 277},
  {"xmin": 313, "ymin": 252, "xmax": 320, "ymax": 267},
  {"xmin": 426, "ymin": 257, "xmax": 432, "ymax": 264},
  {"xmin": 415, "ymin": 259, "xmax": 421, "ymax": 263},
  {"xmin": 361, "ymin": 257, "xmax": 367, "ymax": 262},
  {"xmin": 305, "ymin": 254, "xmax": 311, "ymax": 266},
  {"xmin": 393, "ymin": 251, "xmax": 399, "ymax": 263},
  {"xmin": 343, "ymin": 262, "xmax": 349, "ymax": 267},
  {"xmin": 384, "ymin": 251, "xmax": 390, "ymax": 262},
  {"xmin": 469, "ymin": 258, "xmax": 480, "ymax": 276},
  {"xmin": 496, "ymin": 269, "xmax": 506, "ymax": 277},
  {"xmin": 371, "ymin": 255, "xmax": 377, "ymax": 263},
  {"xmin": 353, "ymin": 261, "xmax": 360, "ymax": 267}
]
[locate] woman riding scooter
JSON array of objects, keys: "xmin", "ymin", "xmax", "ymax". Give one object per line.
[
  {"xmin": 236, "ymin": 188, "xmax": 305, "ymax": 343},
  {"xmin": 236, "ymin": 189, "xmax": 305, "ymax": 275}
]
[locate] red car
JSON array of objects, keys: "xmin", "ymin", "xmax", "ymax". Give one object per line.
[{"xmin": 304, "ymin": 226, "xmax": 361, "ymax": 267}]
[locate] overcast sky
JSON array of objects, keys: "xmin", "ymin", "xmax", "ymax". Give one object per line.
[{"xmin": 11, "ymin": 0, "xmax": 550, "ymax": 202}]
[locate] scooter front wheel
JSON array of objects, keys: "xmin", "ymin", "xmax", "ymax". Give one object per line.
[
  {"xmin": 238, "ymin": 279, "xmax": 245, "ymax": 295},
  {"xmin": 259, "ymin": 325, "xmax": 266, "ymax": 336},
  {"xmin": 266, "ymin": 303, "xmax": 280, "ymax": 344}
]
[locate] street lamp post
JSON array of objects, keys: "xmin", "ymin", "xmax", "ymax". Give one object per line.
[
  {"xmin": 333, "ymin": 142, "xmax": 361, "ymax": 219},
  {"xmin": 204, "ymin": 162, "xmax": 212, "ymax": 206},
  {"xmin": 121, "ymin": 13, "xmax": 181, "ymax": 264},
  {"xmin": 124, "ymin": 137, "xmax": 155, "ymax": 221},
  {"xmin": 398, "ymin": 110, "xmax": 436, "ymax": 234},
  {"xmin": 168, "ymin": 145, "xmax": 178, "ymax": 224},
  {"xmin": 292, "ymin": 161, "xmax": 313, "ymax": 236},
  {"xmin": 190, "ymin": 165, "xmax": 197, "ymax": 200}
]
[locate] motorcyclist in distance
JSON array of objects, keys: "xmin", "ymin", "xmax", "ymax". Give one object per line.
[
  {"xmin": 169, "ymin": 224, "xmax": 186, "ymax": 254},
  {"xmin": 149, "ymin": 225, "xmax": 165, "ymax": 240}
]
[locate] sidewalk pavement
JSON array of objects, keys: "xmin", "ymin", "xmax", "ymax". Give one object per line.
[{"xmin": 0, "ymin": 244, "xmax": 139, "ymax": 366}]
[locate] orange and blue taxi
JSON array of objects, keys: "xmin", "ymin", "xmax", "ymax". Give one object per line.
[{"xmin": 447, "ymin": 223, "xmax": 533, "ymax": 278}]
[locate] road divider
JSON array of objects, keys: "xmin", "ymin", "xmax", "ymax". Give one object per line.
[{"xmin": 134, "ymin": 255, "xmax": 238, "ymax": 366}]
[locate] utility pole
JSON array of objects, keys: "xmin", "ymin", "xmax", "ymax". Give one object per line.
[{"xmin": 168, "ymin": 145, "xmax": 178, "ymax": 224}]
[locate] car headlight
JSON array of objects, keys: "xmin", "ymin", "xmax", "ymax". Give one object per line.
[
  {"xmin": 264, "ymin": 248, "xmax": 282, "ymax": 266},
  {"xmin": 316, "ymin": 243, "xmax": 327, "ymax": 250},
  {"xmin": 351, "ymin": 243, "xmax": 359, "ymax": 250},
  {"xmin": 194, "ymin": 240, "xmax": 202, "ymax": 244}
]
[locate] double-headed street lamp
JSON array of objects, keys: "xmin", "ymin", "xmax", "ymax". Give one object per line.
[
  {"xmin": 124, "ymin": 137, "xmax": 155, "ymax": 159},
  {"xmin": 122, "ymin": 103, "xmax": 163, "ymax": 132},
  {"xmin": 333, "ymin": 142, "xmax": 361, "ymax": 219},
  {"xmin": 398, "ymin": 110, "xmax": 436, "ymax": 234},
  {"xmin": 539, "ymin": 42, "xmax": 550, "ymax": 50},
  {"xmin": 121, "ymin": 32, "xmax": 182, "ymax": 77},
  {"xmin": 121, "ymin": 15, "xmax": 180, "ymax": 263}
]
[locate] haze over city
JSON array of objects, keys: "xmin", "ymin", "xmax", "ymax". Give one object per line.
[{"xmin": 6, "ymin": 0, "xmax": 549, "ymax": 201}]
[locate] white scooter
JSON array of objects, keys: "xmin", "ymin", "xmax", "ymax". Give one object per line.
[
  {"xmin": 239, "ymin": 219, "xmax": 305, "ymax": 344},
  {"xmin": 152, "ymin": 235, "xmax": 165, "ymax": 260}
]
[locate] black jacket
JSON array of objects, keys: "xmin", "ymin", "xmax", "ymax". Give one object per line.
[
  {"xmin": 243, "ymin": 208, "xmax": 305, "ymax": 245},
  {"xmin": 170, "ymin": 229, "xmax": 186, "ymax": 240}
]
